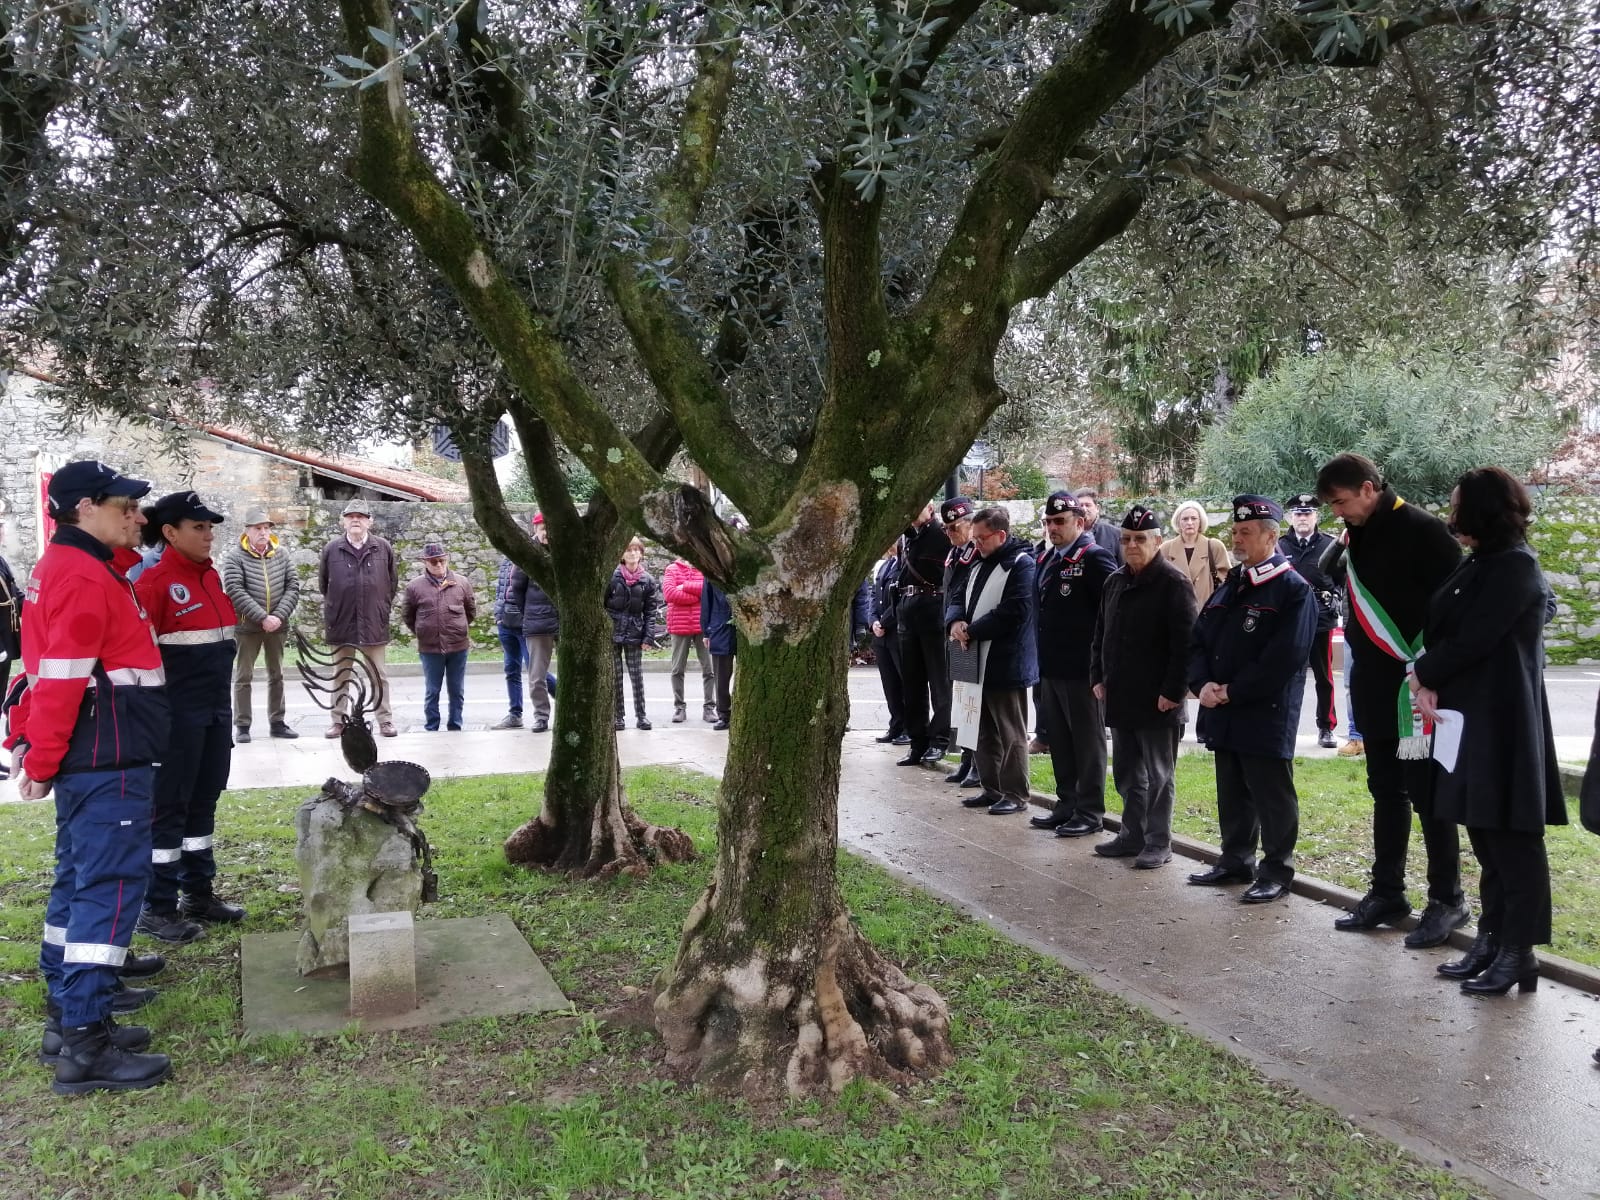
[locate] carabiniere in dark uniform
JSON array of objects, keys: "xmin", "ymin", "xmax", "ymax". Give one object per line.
[
  {"xmin": 1278, "ymin": 493, "xmax": 1345, "ymax": 748},
  {"xmin": 1187, "ymin": 495, "xmax": 1316, "ymax": 904}
]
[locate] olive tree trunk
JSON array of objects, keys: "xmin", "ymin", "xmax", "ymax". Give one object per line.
[
  {"xmin": 503, "ymin": 561, "xmax": 693, "ymax": 878},
  {"xmin": 652, "ymin": 603, "xmax": 951, "ymax": 1095}
]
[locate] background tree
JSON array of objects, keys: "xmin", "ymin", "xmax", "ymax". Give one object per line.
[{"xmin": 1195, "ymin": 350, "xmax": 1561, "ymax": 500}]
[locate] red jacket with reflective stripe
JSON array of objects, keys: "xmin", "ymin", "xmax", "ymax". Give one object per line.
[
  {"xmin": 136, "ymin": 549, "xmax": 237, "ymax": 726},
  {"xmin": 5, "ymin": 526, "xmax": 171, "ymax": 780}
]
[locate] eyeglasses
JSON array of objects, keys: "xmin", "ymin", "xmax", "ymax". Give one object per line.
[{"xmin": 1042, "ymin": 515, "xmax": 1071, "ymax": 526}]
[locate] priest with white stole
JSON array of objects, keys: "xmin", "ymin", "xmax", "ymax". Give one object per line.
[{"xmin": 946, "ymin": 506, "xmax": 1039, "ymax": 816}]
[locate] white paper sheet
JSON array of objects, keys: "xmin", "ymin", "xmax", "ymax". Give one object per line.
[{"xmin": 1431, "ymin": 709, "xmax": 1464, "ymax": 773}]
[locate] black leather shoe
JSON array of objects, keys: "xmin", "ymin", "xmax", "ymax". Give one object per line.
[
  {"xmin": 891, "ymin": 734, "xmax": 911, "ymax": 746},
  {"xmin": 110, "ymin": 982, "xmax": 159, "ymax": 1013},
  {"xmin": 1333, "ymin": 894, "xmax": 1412, "ymax": 932},
  {"xmin": 118, "ymin": 953, "xmax": 166, "ymax": 979},
  {"xmin": 1187, "ymin": 865, "xmax": 1253, "ymax": 886},
  {"xmin": 945, "ymin": 751, "xmax": 972, "ymax": 784},
  {"xmin": 874, "ymin": 731, "xmax": 901, "ymax": 743},
  {"xmin": 1317, "ymin": 730, "xmax": 1337, "ymax": 748},
  {"xmin": 920, "ymin": 744, "xmax": 945, "ymax": 764},
  {"xmin": 1093, "ymin": 838, "xmax": 1140, "ymax": 858},
  {"xmin": 1438, "ymin": 931, "xmax": 1499, "ymax": 980},
  {"xmin": 1029, "ymin": 811, "xmax": 1072, "ymax": 830},
  {"xmin": 270, "ymin": 722, "xmax": 300, "ymax": 739},
  {"xmin": 987, "ymin": 797, "xmax": 1027, "ymax": 815},
  {"xmin": 614, "ymin": 719, "xmax": 626, "ymax": 731},
  {"xmin": 1240, "ymin": 879, "xmax": 1289, "ymax": 904},
  {"xmin": 234, "ymin": 727, "xmax": 251, "ymax": 744},
  {"xmin": 1404, "ymin": 900, "xmax": 1471, "ymax": 948},
  {"xmin": 961, "ymin": 773, "xmax": 984, "ymax": 789},
  {"xmin": 1461, "ymin": 946, "xmax": 1538, "ymax": 995},
  {"xmin": 636, "ymin": 718, "xmax": 652, "ymax": 730},
  {"xmin": 962, "ymin": 792, "xmax": 1000, "ymax": 809},
  {"xmin": 712, "ymin": 719, "xmax": 730, "ymax": 730},
  {"xmin": 1053, "ymin": 815, "xmax": 1102, "ymax": 838},
  {"xmin": 896, "ymin": 747, "xmax": 928, "ymax": 766},
  {"xmin": 179, "ymin": 893, "xmax": 247, "ymax": 924}
]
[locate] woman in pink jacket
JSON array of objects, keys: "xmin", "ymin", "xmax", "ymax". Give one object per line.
[{"xmin": 663, "ymin": 558, "xmax": 716, "ymax": 723}]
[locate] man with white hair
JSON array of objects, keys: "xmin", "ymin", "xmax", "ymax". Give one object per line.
[{"xmin": 1186, "ymin": 496, "xmax": 1316, "ymax": 904}]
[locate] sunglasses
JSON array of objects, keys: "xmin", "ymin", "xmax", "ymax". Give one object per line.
[{"xmin": 1042, "ymin": 515, "xmax": 1071, "ymax": 526}]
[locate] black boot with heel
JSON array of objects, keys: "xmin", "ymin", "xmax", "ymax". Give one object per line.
[{"xmin": 1461, "ymin": 946, "xmax": 1539, "ymax": 995}]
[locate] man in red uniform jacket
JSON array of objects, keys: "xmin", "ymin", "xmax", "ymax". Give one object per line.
[{"xmin": 6, "ymin": 460, "xmax": 174, "ymax": 1094}]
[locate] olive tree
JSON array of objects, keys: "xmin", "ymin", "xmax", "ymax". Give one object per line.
[{"xmin": 312, "ymin": 0, "xmax": 1597, "ymax": 1094}]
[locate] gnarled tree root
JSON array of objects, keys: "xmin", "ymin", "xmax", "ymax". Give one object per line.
[
  {"xmin": 653, "ymin": 895, "xmax": 952, "ymax": 1098},
  {"xmin": 504, "ymin": 801, "xmax": 694, "ymax": 879}
]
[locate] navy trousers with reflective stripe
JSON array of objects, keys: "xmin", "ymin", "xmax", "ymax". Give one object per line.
[
  {"xmin": 40, "ymin": 767, "xmax": 153, "ymax": 1026},
  {"xmin": 146, "ymin": 721, "xmax": 232, "ymax": 911}
]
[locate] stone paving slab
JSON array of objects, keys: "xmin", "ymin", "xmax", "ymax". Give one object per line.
[{"xmin": 241, "ymin": 913, "xmax": 568, "ymax": 1037}]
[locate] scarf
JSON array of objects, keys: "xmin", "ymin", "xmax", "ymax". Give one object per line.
[
  {"xmin": 619, "ymin": 564, "xmax": 643, "ymax": 586},
  {"xmin": 1344, "ymin": 549, "xmax": 1430, "ymax": 758}
]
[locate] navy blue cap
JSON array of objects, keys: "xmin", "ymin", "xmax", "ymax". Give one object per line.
[
  {"xmin": 47, "ymin": 460, "xmax": 150, "ymax": 515},
  {"xmin": 1231, "ymin": 495, "xmax": 1283, "ymax": 523},
  {"xmin": 940, "ymin": 496, "xmax": 974, "ymax": 523},
  {"xmin": 1043, "ymin": 491, "xmax": 1086, "ymax": 517},
  {"xmin": 1286, "ymin": 492, "xmax": 1319, "ymax": 513},
  {"xmin": 1121, "ymin": 505, "xmax": 1162, "ymax": 532},
  {"xmin": 144, "ymin": 490, "xmax": 226, "ymax": 528}
]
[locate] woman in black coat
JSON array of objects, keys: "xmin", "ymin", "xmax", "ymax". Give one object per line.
[
  {"xmin": 1411, "ymin": 466, "xmax": 1565, "ymax": 995},
  {"xmin": 605, "ymin": 537, "xmax": 660, "ymax": 730}
]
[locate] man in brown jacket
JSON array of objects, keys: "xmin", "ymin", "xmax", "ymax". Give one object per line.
[
  {"xmin": 318, "ymin": 499, "xmax": 399, "ymax": 737},
  {"xmin": 402, "ymin": 542, "xmax": 477, "ymax": 732}
]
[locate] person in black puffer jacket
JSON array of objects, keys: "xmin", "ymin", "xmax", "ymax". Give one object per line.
[
  {"xmin": 605, "ymin": 537, "xmax": 660, "ymax": 730},
  {"xmin": 508, "ymin": 514, "xmax": 561, "ymax": 733}
]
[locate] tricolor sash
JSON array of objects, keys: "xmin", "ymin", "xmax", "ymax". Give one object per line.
[{"xmin": 1344, "ymin": 551, "xmax": 1430, "ymax": 758}]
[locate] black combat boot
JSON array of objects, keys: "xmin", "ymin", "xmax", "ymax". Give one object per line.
[
  {"xmin": 1437, "ymin": 931, "xmax": 1498, "ymax": 980},
  {"xmin": 51, "ymin": 1018, "xmax": 171, "ymax": 1095},
  {"xmin": 178, "ymin": 891, "xmax": 247, "ymax": 924},
  {"xmin": 40, "ymin": 1001, "xmax": 149, "ymax": 1064}
]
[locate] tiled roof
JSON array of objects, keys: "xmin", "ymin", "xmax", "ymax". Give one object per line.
[{"xmin": 196, "ymin": 425, "xmax": 471, "ymax": 502}]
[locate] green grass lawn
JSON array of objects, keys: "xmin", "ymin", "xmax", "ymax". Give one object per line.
[
  {"xmin": 1028, "ymin": 752, "xmax": 1600, "ymax": 970},
  {"xmin": 1, "ymin": 769, "xmax": 1479, "ymax": 1199}
]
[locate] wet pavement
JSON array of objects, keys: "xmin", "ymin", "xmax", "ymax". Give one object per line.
[{"xmin": 3, "ymin": 676, "xmax": 1598, "ymax": 1198}]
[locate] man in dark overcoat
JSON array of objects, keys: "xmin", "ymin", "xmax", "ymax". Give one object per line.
[
  {"xmin": 1027, "ymin": 491, "xmax": 1117, "ymax": 836},
  {"xmin": 947, "ymin": 507, "xmax": 1038, "ymax": 815},
  {"xmin": 868, "ymin": 545, "xmax": 907, "ymax": 744},
  {"xmin": 1279, "ymin": 493, "xmax": 1344, "ymax": 748},
  {"xmin": 1187, "ymin": 496, "xmax": 1316, "ymax": 903},
  {"xmin": 1090, "ymin": 506, "xmax": 1198, "ymax": 868},
  {"xmin": 939, "ymin": 497, "xmax": 980, "ymax": 784},
  {"xmin": 1316, "ymin": 453, "xmax": 1465, "ymax": 946},
  {"xmin": 896, "ymin": 502, "xmax": 953, "ymax": 766}
]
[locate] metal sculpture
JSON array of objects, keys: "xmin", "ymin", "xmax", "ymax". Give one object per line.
[
  {"xmin": 293, "ymin": 630, "xmax": 438, "ymax": 902},
  {"xmin": 294, "ymin": 630, "xmax": 379, "ymax": 772}
]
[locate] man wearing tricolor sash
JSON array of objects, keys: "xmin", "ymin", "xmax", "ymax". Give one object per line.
[
  {"xmin": 1316, "ymin": 453, "xmax": 1467, "ymax": 947},
  {"xmin": 947, "ymin": 507, "xmax": 1038, "ymax": 817}
]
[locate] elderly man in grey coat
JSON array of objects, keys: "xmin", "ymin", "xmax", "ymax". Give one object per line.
[{"xmin": 222, "ymin": 510, "xmax": 301, "ymax": 741}]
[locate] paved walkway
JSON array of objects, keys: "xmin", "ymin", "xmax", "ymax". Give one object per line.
[{"xmin": 3, "ymin": 710, "xmax": 1597, "ymax": 1197}]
